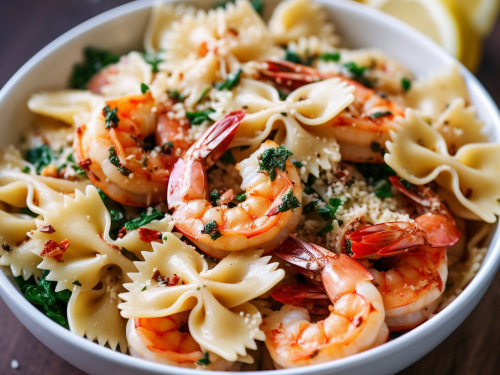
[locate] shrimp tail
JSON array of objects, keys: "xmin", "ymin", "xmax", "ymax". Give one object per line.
[
  {"xmin": 167, "ymin": 110, "xmax": 245, "ymax": 210},
  {"xmin": 347, "ymin": 214, "xmax": 461, "ymax": 258},
  {"xmin": 274, "ymin": 235, "xmax": 373, "ymax": 301},
  {"xmin": 259, "ymin": 60, "xmax": 322, "ymax": 90},
  {"xmin": 271, "ymin": 284, "xmax": 331, "ymax": 315}
]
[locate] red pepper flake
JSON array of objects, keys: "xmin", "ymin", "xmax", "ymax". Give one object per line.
[
  {"xmin": 40, "ymin": 239, "xmax": 70, "ymax": 261},
  {"xmin": 152, "ymin": 270, "xmax": 181, "ymax": 286},
  {"xmin": 117, "ymin": 227, "xmax": 127, "ymax": 239},
  {"xmin": 39, "ymin": 225, "xmax": 56, "ymax": 234},
  {"xmin": 138, "ymin": 228, "xmax": 162, "ymax": 243}
]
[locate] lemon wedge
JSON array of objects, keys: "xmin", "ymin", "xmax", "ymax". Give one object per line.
[
  {"xmin": 455, "ymin": 0, "xmax": 500, "ymax": 36},
  {"xmin": 361, "ymin": 0, "xmax": 482, "ymax": 72}
]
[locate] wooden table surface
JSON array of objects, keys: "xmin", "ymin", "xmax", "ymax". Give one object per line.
[{"xmin": 1, "ymin": 0, "xmax": 500, "ymax": 374}]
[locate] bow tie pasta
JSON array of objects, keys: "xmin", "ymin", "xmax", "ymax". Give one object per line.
[
  {"xmin": 119, "ymin": 233, "xmax": 284, "ymax": 362},
  {"xmin": 385, "ymin": 109, "xmax": 500, "ymax": 223}
]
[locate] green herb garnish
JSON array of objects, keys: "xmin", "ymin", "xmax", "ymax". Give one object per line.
[
  {"xmin": 196, "ymin": 352, "xmax": 211, "ymax": 366},
  {"xmin": 302, "ymin": 199, "xmax": 318, "ymax": 214},
  {"xmin": 343, "ymin": 62, "xmax": 371, "ymax": 87},
  {"xmin": 355, "ymin": 163, "xmax": 396, "ymax": 181},
  {"xmin": 201, "ymin": 220, "xmax": 222, "ymax": 241},
  {"xmin": 22, "ymin": 166, "xmax": 30, "ymax": 173},
  {"xmin": 25, "ymin": 144, "xmax": 54, "ymax": 174},
  {"xmin": 220, "ymin": 150, "xmax": 236, "ymax": 164},
  {"xmin": 319, "ymin": 52, "xmax": 340, "ymax": 62},
  {"xmin": 121, "ymin": 247, "xmax": 140, "ymax": 262},
  {"xmin": 103, "ymin": 105, "xmax": 120, "ymax": 129},
  {"xmin": 370, "ymin": 111, "xmax": 392, "ymax": 120},
  {"xmin": 141, "ymin": 286, "xmax": 147, "ymax": 292},
  {"xmin": 401, "ymin": 77, "xmax": 411, "ymax": 92},
  {"xmin": 318, "ymin": 223, "xmax": 333, "ymax": 235},
  {"xmin": 72, "ymin": 280, "xmax": 82, "ymax": 286},
  {"xmin": 124, "ymin": 208, "xmax": 165, "ymax": 231},
  {"xmin": 21, "ymin": 207, "xmax": 38, "ymax": 218},
  {"xmin": 198, "ymin": 87, "xmax": 210, "ymax": 102},
  {"xmin": 15, "ymin": 270, "xmax": 71, "ymax": 328},
  {"xmin": 108, "ymin": 146, "xmax": 120, "ymax": 167},
  {"xmin": 278, "ymin": 91, "xmax": 288, "ymax": 101},
  {"xmin": 96, "ymin": 188, "xmax": 127, "ymax": 240},
  {"xmin": 375, "ymin": 180, "xmax": 392, "ymax": 199},
  {"xmin": 277, "ymin": 189, "xmax": 301, "ymax": 213},
  {"xmin": 168, "ymin": 89, "xmax": 185, "ymax": 102},
  {"xmin": 141, "ymin": 53, "xmax": 162, "ymax": 73},
  {"xmin": 292, "ymin": 160, "xmax": 303, "ymax": 168},
  {"xmin": 345, "ymin": 239, "xmax": 353, "ymax": 255},
  {"xmin": 118, "ymin": 166, "xmax": 131, "ymax": 176},
  {"xmin": 235, "ymin": 193, "xmax": 246, "ymax": 202},
  {"xmin": 259, "ymin": 145, "xmax": 293, "ymax": 181},
  {"xmin": 70, "ymin": 47, "xmax": 120, "ymax": 89},
  {"xmin": 214, "ymin": 0, "xmax": 263, "ymax": 15},
  {"xmin": 141, "ymin": 83, "xmax": 149, "ymax": 94},
  {"xmin": 215, "ymin": 69, "xmax": 242, "ymax": 91},
  {"xmin": 318, "ymin": 197, "xmax": 344, "ymax": 221},
  {"xmin": 284, "ymin": 49, "xmax": 303, "ymax": 65},
  {"xmin": 209, "ymin": 189, "xmax": 221, "ymax": 205},
  {"xmin": 186, "ymin": 109, "xmax": 215, "ymax": 126},
  {"xmin": 401, "ymin": 178, "xmax": 411, "ymax": 190}
]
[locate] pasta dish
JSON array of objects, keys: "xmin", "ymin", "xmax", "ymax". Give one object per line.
[{"xmin": 0, "ymin": 0, "xmax": 498, "ymax": 370}]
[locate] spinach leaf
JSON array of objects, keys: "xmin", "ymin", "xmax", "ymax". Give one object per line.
[
  {"xmin": 70, "ymin": 47, "xmax": 120, "ymax": 89},
  {"xmin": 124, "ymin": 207, "xmax": 165, "ymax": 231},
  {"xmin": 25, "ymin": 145, "xmax": 54, "ymax": 174}
]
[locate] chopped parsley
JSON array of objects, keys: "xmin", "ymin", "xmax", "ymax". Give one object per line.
[
  {"xmin": 215, "ymin": 69, "xmax": 242, "ymax": 91},
  {"xmin": 284, "ymin": 49, "xmax": 303, "ymax": 65},
  {"xmin": 370, "ymin": 111, "xmax": 392, "ymax": 120},
  {"xmin": 281, "ymin": 112, "xmax": 287, "ymax": 117},
  {"xmin": 22, "ymin": 166, "xmax": 30, "ymax": 173},
  {"xmin": 209, "ymin": 189, "xmax": 221, "ymax": 205},
  {"xmin": 318, "ymin": 197, "xmax": 344, "ymax": 221},
  {"xmin": 97, "ymin": 188, "xmax": 127, "ymax": 240},
  {"xmin": 343, "ymin": 62, "xmax": 371, "ymax": 87},
  {"xmin": 201, "ymin": 220, "xmax": 222, "ymax": 241},
  {"xmin": 21, "ymin": 207, "xmax": 38, "ymax": 218},
  {"xmin": 121, "ymin": 247, "xmax": 140, "ymax": 262},
  {"xmin": 72, "ymin": 280, "xmax": 82, "ymax": 286},
  {"xmin": 103, "ymin": 105, "xmax": 120, "ymax": 129},
  {"xmin": 168, "ymin": 89, "xmax": 185, "ymax": 102},
  {"xmin": 141, "ymin": 83, "xmax": 149, "ymax": 94},
  {"xmin": 302, "ymin": 199, "xmax": 319, "ymax": 214},
  {"xmin": 355, "ymin": 163, "xmax": 396, "ymax": 182},
  {"xmin": 259, "ymin": 145, "xmax": 293, "ymax": 181},
  {"xmin": 319, "ymin": 52, "xmax": 340, "ymax": 62},
  {"xmin": 141, "ymin": 53, "xmax": 163, "ymax": 73},
  {"xmin": 401, "ymin": 77, "xmax": 411, "ymax": 92},
  {"xmin": 186, "ymin": 109, "xmax": 215, "ymax": 126},
  {"xmin": 108, "ymin": 146, "xmax": 120, "ymax": 167},
  {"xmin": 196, "ymin": 352, "xmax": 211, "ymax": 366},
  {"xmin": 318, "ymin": 223, "xmax": 333, "ymax": 235},
  {"xmin": 15, "ymin": 270, "xmax": 71, "ymax": 328},
  {"xmin": 161, "ymin": 141, "xmax": 174, "ymax": 154},
  {"xmin": 70, "ymin": 47, "xmax": 120, "ymax": 89},
  {"xmin": 214, "ymin": 0, "xmax": 263, "ymax": 15},
  {"xmin": 401, "ymin": 178, "xmax": 412, "ymax": 190},
  {"xmin": 278, "ymin": 90, "xmax": 288, "ymax": 101},
  {"xmin": 141, "ymin": 286, "xmax": 147, "ymax": 292},
  {"xmin": 163, "ymin": 236, "xmax": 168, "ymax": 241},
  {"xmin": 124, "ymin": 207, "xmax": 166, "ymax": 231},
  {"xmin": 235, "ymin": 193, "xmax": 246, "ymax": 202},
  {"xmin": 198, "ymin": 87, "xmax": 210, "ymax": 102},
  {"xmin": 277, "ymin": 189, "xmax": 301, "ymax": 213},
  {"xmin": 374, "ymin": 180, "xmax": 392, "ymax": 199},
  {"xmin": 292, "ymin": 159, "xmax": 303, "ymax": 168},
  {"xmin": 220, "ymin": 150, "xmax": 236, "ymax": 164},
  {"xmin": 25, "ymin": 144, "xmax": 54, "ymax": 174},
  {"xmin": 118, "ymin": 166, "xmax": 132, "ymax": 176},
  {"xmin": 345, "ymin": 239, "xmax": 353, "ymax": 255}
]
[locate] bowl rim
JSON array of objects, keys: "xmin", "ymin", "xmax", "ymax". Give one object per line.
[{"xmin": 1, "ymin": 0, "xmax": 500, "ymax": 374}]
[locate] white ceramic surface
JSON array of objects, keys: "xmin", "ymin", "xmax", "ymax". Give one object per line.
[{"xmin": 0, "ymin": 1, "xmax": 499, "ymax": 374}]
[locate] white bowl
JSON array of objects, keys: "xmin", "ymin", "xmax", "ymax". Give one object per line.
[{"xmin": 1, "ymin": 1, "xmax": 499, "ymax": 374}]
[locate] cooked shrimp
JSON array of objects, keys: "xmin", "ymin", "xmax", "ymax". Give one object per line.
[
  {"xmin": 264, "ymin": 236, "xmax": 385, "ymax": 368},
  {"xmin": 369, "ymin": 246, "xmax": 447, "ymax": 330},
  {"xmin": 167, "ymin": 110, "xmax": 303, "ymax": 258},
  {"xmin": 75, "ymin": 93, "xmax": 191, "ymax": 206},
  {"xmin": 346, "ymin": 176, "xmax": 461, "ymax": 258},
  {"xmin": 258, "ymin": 60, "xmax": 405, "ymax": 163},
  {"xmin": 127, "ymin": 314, "xmax": 242, "ymax": 370}
]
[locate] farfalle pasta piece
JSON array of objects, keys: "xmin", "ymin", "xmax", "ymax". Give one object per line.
[
  {"xmin": 119, "ymin": 233, "xmax": 284, "ymax": 362},
  {"xmin": 29, "ymin": 186, "xmax": 138, "ymax": 292},
  {"xmin": 268, "ymin": 0, "xmax": 339, "ymax": 44},
  {"xmin": 405, "ymin": 64, "xmax": 470, "ymax": 121},
  {"xmin": 143, "ymin": 1, "xmax": 195, "ymax": 53},
  {"xmin": 385, "ymin": 109, "xmax": 500, "ymax": 223},
  {"xmin": 68, "ymin": 267, "xmax": 128, "ymax": 353},
  {"xmin": 434, "ymin": 98, "xmax": 487, "ymax": 155},
  {"xmin": 27, "ymin": 90, "xmax": 103, "ymax": 126},
  {"xmin": 226, "ymin": 78, "xmax": 354, "ymax": 176}
]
